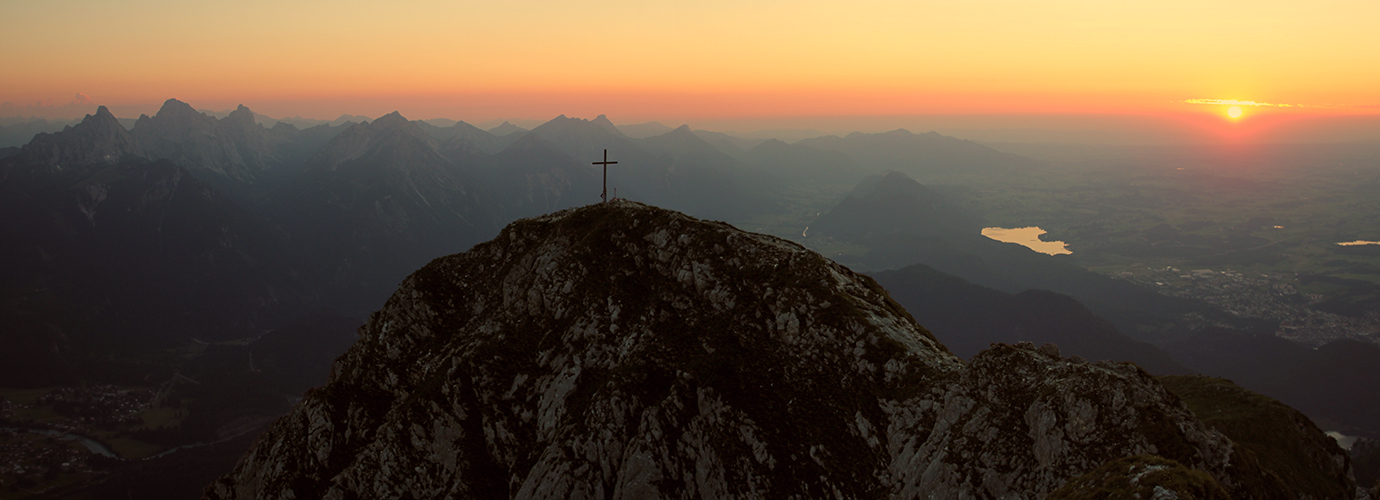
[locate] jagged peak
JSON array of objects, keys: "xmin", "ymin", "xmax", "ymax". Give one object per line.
[
  {"xmin": 46, "ymin": 105, "xmax": 127, "ymax": 136},
  {"xmin": 371, "ymin": 111, "xmax": 410, "ymax": 129},
  {"xmin": 225, "ymin": 104, "xmax": 257, "ymax": 126},
  {"xmin": 154, "ymin": 98, "xmax": 200, "ymax": 119},
  {"xmin": 488, "ymin": 120, "xmax": 527, "ymax": 136},
  {"xmin": 591, "ymin": 114, "xmax": 625, "ymax": 137}
]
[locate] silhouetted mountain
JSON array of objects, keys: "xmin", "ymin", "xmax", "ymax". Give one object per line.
[
  {"xmin": 528, "ymin": 114, "xmax": 634, "ymax": 164},
  {"xmin": 330, "ymin": 114, "xmax": 372, "ymax": 127},
  {"xmin": 812, "ymin": 170, "xmax": 982, "ymax": 237},
  {"xmin": 1158, "ymin": 375, "xmax": 1356, "ymax": 499},
  {"xmin": 211, "ymin": 201, "xmax": 1294, "ymax": 499},
  {"xmin": 130, "ymin": 100, "xmax": 288, "ymax": 193},
  {"xmin": 637, "ymin": 124, "xmax": 747, "ymax": 172},
  {"xmin": 798, "ymin": 129, "xmax": 1042, "ymax": 181},
  {"xmin": 691, "ymin": 129, "xmax": 765, "ymax": 161},
  {"xmin": 1161, "ymin": 329, "xmax": 1380, "ymax": 436},
  {"xmin": 871, "ymin": 263, "xmax": 1189, "ymax": 374},
  {"xmin": 4, "ymin": 106, "xmax": 143, "ymax": 182},
  {"xmin": 529, "ymin": 116, "xmax": 767, "ymax": 219},
  {"xmin": 0, "ymin": 146, "xmax": 17, "ymax": 160},
  {"xmin": 266, "ymin": 111, "xmax": 500, "ymax": 312},
  {"xmin": 482, "ymin": 132, "xmax": 600, "ymax": 218},
  {"xmin": 0, "ymin": 155, "xmax": 304, "ymax": 385},
  {"xmin": 261, "ymin": 121, "xmax": 350, "ymax": 179},
  {"xmin": 745, "ymin": 138, "xmax": 867, "ymax": 185},
  {"xmin": 0, "ymin": 117, "xmax": 74, "ymax": 148},
  {"xmin": 810, "ymin": 172, "xmax": 1252, "ymax": 349},
  {"xmin": 487, "ymin": 120, "xmax": 527, "ymax": 137},
  {"xmin": 616, "ymin": 120, "xmax": 674, "ymax": 138},
  {"xmin": 415, "ymin": 120, "xmax": 505, "ymax": 154}
]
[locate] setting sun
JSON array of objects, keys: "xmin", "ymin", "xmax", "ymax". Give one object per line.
[{"xmin": 1228, "ymin": 106, "xmax": 1243, "ymax": 119}]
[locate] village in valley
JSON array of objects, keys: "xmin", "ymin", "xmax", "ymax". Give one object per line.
[
  {"xmin": 1116, "ymin": 265, "xmax": 1380, "ymax": 346},
  {"xmin": 1, "ymin": 384, "xmax": 173, "ymax": 496}
]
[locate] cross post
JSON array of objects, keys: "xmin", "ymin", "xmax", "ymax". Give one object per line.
[{"xmin": 593, "ymin": 149, "xmax": 618, "ymax": 203}]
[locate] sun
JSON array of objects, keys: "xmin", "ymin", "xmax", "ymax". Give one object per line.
[{"xmin": 1227, "ymin": 106, "xmax": 1243, "ymax": 119}]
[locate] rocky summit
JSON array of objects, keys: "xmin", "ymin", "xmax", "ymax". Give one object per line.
[{"xmin": 207, "ymin": 201, "xmax": 1251, "ymax": 499}]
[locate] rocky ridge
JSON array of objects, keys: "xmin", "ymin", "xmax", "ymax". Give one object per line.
[{"xmin": 205, "ymin": 201, "xmax": 1263, "ymax": 499}]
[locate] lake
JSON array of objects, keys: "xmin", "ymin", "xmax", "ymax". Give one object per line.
[{"xmin": 982, "ymin": 227, "xmax": 1072, "ymax": 255}]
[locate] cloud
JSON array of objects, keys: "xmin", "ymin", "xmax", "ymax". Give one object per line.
[
  {"xmin": 1181, "ymin": 99, "xmax": 1302, "ymax": 108},
  {"xmin": 70, "ymin": 93, "xmax": 92, "ymax": 105}
]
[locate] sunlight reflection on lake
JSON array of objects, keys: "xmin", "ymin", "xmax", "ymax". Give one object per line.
[
  {"xmin": 982, "ymin": 227, "xmax": 1071, "ymax": 255},
  {"xmin": 1337, "ymin": 241, "xmax": 1380, "ymax": 246}
]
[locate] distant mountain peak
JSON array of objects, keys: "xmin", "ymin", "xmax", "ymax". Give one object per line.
[
  {"xmin": 225, "ymin": 104, "xmax": 257, "ymax": 127},
  {"xmin": 487, "ymin": 121, "xmax": 527, "ymax": 137},
  {"xmin": 155, "ymin": 98, "xmax": 201, "ymax": 119},
  {"xmin": 93, "ymin": 105, "xmax": 116, "ymax": 121},
  {"xmin": 591, "ymin": 114, "xmax": 626, "ymax": 137},
  {"xmin": 15, "ymin": 102, "xmax": 143, "ymax": 169},
  {"xmin": 372, "ymin": 111, "xmax": 410, "ymax": 129}
]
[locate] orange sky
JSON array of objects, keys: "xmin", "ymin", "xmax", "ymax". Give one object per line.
[{"xmin": 2, "ymin": 0, "xmax": 1377, "ymax": 138}]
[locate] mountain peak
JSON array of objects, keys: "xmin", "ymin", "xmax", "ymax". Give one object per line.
[
  {"xmin": 225, "ymin": 104, "xmax": 256, "ymax": 126},
  {"xmin": 16, "ymin": 102, "xmax": 142, "ymax": 169},
  {"xmin": 154, "ymin": 98, "xmax": 200, "ymax": 119},
  {"xmin": 488, "ymin": 120, "xmax": 526, "ymax": 137},
  {"xmin": 371, "ymin": 111, "xmax": 410, "ymax": 129},
  {"xmin": 93, "ymin": 105, "xmax": 116, "ymax": 121},
  {"xmin": 210, "ymin": 201, "xmax": 1248, "ymax": 499},
  {"xmin": 591, "ymin": 114, "xmax": 625, "ymax": 137}
]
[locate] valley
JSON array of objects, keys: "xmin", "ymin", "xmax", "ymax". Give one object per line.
[{"xmin": 2, "ymin": 102, "xmax": 1379, "ymax": 497}]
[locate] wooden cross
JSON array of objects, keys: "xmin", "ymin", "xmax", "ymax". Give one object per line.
[{"xmin": 593, "ymin": 149, "xmax": 618, "ymax": 203}]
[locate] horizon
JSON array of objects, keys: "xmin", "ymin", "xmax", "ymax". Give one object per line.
[
  {"xmin": 3, "ymin": 0, "xmax": 1378, "ymax": 145},
  {"xmin": 6, "ymin": 99, "xmax": 1380, "ymax": 146}
]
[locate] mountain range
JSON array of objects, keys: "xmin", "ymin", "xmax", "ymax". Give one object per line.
[
  {"xmin": 3, "ymin": 98, "xmax": 1376, "ymax": 497},
  {"xmin": 207, "ymin": 202, "xmax": 1353, "ymax": 499}
]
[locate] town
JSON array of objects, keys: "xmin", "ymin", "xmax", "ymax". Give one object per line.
[
  {"xmin": 1, "ymin": 385, "xmax": 157, "ymax": 496},
  {"xmin": 1116, "ymin": 265, "xmax": 1380, "ymax": 346}
]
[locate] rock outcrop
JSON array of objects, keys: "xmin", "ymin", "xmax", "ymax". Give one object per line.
[
  {"xmin": 207, "ymin": 201, "xmax": 1251, "ymax": 499},
  {"xmin": 9, "ymin": 106, "xmax": 142, "ymax": 177}
]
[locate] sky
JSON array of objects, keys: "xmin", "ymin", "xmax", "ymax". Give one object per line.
[{"xmin": 3, "ymin": 0, "xmax": 1378, "ymax": 141}]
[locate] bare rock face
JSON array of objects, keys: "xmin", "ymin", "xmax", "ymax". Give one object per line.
[
  {"xmin": 11, "ymin": 106, "xmax": 142, "ymax": 175},
  {"xmin": 206, "ymin": 201, "xmax": 1244, "ymax": 499}
]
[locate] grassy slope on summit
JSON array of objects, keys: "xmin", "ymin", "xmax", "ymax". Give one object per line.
[{"xmin": 1159, "ymin": 375, "xmax": 1354, "ymax": 499}]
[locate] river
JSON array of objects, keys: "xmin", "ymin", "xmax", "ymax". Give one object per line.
[{"xmin": 4, "ymin": 427, "xmax": 118, "ymax": 458}]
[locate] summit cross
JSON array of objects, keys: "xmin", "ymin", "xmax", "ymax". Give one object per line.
[{"xmin": 593, "ymin": 149, "xmax": 618, "ymax": 203}]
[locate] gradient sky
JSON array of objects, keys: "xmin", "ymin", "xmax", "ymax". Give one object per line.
[{"xmin": 3, "ymin": 0, "xmax": 1378, "ymax": 137}]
